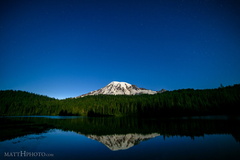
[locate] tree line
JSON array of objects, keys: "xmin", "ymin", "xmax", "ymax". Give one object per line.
[
  {"xmin": 2, "ymin": 116, "xmax": 240, "ymax": 142},
  {"xmin": 0, "ymin": 84, "xmax": 240, "ymax": 117}
]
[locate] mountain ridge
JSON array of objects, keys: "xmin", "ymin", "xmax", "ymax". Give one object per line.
[{"xmin": 77, "ymin": 81, "xmax": 162, "ymax": 98}]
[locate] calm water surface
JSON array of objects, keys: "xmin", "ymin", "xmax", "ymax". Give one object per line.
[{"xmin": 0, "ymin": 116, "xmax": 240, "ymax": 160}]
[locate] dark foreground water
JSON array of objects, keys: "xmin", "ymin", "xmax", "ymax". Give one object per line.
[{"xmin": 0, "ymin": 116, "xmax": 240, "ymax": 160}]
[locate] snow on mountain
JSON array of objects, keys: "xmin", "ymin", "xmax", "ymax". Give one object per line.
[{"xmin": 78, "ymin": 81, "xmax": 158, "ymax": 97}]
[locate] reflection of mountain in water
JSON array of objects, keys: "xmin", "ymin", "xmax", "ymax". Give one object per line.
[
  {"xmin": 86, "ymin": 133, "xmax": 160, "ymax": 151},
  {"xmin": 1, "ymin": 116, "xmax": 240, "ymax": 145}
]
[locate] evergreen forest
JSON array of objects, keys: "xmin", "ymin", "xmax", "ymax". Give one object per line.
[{"xmin": 0, "ymin": 84, "xmax": 240, "ymax": 117}]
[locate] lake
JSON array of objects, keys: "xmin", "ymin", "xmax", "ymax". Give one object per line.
[{"xmin": 0, "ymin": 116, "xmax": 240, "ymax": 160}]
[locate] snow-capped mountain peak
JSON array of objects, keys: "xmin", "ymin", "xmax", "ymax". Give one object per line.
[
  {"xmin": 107, "ymin": 81, "xmax": 132, "ymax": 88},
  {"xmin": 78, "ymin": 81, "xmax": 158, "ymax": 97}
]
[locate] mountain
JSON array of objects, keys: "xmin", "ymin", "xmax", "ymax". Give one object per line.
[
  {"xmin": 78, "ymin": 81, "xmax": 158, "ymax": 97},
  {"xmin": 157, "ymin": 89, "xmax": 168, "ymax": 93}
]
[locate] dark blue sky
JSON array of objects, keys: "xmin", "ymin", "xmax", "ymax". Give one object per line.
[{"xmin": 1, "ymin": 0, "xmax": 240, "ymax": 99}]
